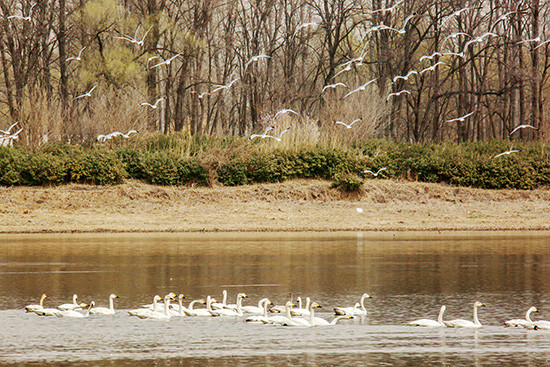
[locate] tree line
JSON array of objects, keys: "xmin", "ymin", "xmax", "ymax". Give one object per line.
[{"xmin": 0, "ymin": 0, "xmax": 549, "ymax": 146}]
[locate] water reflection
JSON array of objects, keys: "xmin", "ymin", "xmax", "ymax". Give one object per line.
[{"xmin": 1, "ymin": 232, "xmax": 550, "ymax": 365}]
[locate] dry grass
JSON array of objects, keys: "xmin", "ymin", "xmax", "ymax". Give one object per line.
[{"xmin": 0, "ymin": 179, "xmax": 548, "ymax": 233}]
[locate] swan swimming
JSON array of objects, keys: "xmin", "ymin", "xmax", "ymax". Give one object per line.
[
  {"xmin": 245, "ymin": 299, "xmax": 273, "ymax": 323},
  {"xmin": 334, "ymin": 293, "xmax": 372, "ymax": 316},
  {"xmin": 504, "ymin": 307, "xmax": 538, "ymax": 327},
  {"xmin": 308, "ymin": 302, "xmax": 352, "ymax": 326},
  {"xmin": 141, "ymin": 293, "xmax": 176, "ymax": 312},
  {"xmin": 210, "ymin": 293, "xmax": 247, "ymax": 316},
  {"xmin": 407, "ymin": 305, "xmax": 447, "ymax": 327},
  {"xmin": 182, "ymin": 298, "xmax": 208, "ymax": 316},
  {"xmin": 210, "ymin": 290, "xmax": 228, "ymax": 310},
  {"xmin": 241, "ymin": 297, "xmax": 271, "ymax": 315},
  {"xmin": 129, "ymin": 295, "xmax": 162, "ymax": 318},
  {"xmin": 131, "ymin": 295, "xmax": 174, "ymax": 320},
  {"xmin": 263, "ymin": 301, "xmax": 309, "ymax": 326},
  {"xmin": 25, "ymin": 294, "xmax": 47, "ymax": 313},
  {"xmin": 58, "ymin": 294, "xmax": 88, "ymax": 311},
  {"xmin": 54, "ymin": 302, "xmax": 94, "ymax": 318},
  {"xmin": 291, "ymin": 297, "xmax": 311, "ymax": 317},
  {"xmin": 444, "ymin": 301, "xmax": 485, "ymax": 328},
  {"xmin": 90, "ymin": 294, "xmax": 119, "ymax": 315},
  {"xmin": 186, "ymin": 296, "xmax": 217, "ymax": 317}
]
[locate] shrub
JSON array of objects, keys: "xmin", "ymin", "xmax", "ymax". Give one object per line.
[
  {"xmin": 218, "ymin": 161, "xmax": 248, "ymax": 186},
  {"xmin": 0, "ymin": 147, "xmax": 25, "ymax": 185},
  {"xmin": 21, "ymin": 153, "xmax": 67, "ymax": 185},
  {"xmin": 67, "ymin": 149, "xmax": 125, "ymax": 185},
  {"xmin": 331, "ymin": 173, "xmax": 364, "ymax": 193}
]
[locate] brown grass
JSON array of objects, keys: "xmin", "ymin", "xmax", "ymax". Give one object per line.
[{"xmin": 0, "ymin": 179, "xmax": 549, "ymax": 233}]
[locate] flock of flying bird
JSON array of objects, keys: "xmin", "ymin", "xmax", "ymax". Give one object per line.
[
  {"xmin": 2, "ymin": 2, "xmax": 539, "ymax": 155},
  {"xmin": 23, "ymin": 291, "xmax": 550, "ymax": 330},
  {"xmin": 0, "ymin": 121, "xmax": 22, "ymax": 147}
]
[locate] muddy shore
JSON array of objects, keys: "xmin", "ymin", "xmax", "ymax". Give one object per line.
[{"xmin": 0, "ymin": 179, "xmax": 548, "ymax": 233}]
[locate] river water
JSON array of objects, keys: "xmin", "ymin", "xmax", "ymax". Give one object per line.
[{"xmin": 1, "ymin": 232, "xmax": 550, "ymax": 366}]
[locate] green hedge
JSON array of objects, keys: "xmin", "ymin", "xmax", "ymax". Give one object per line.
[{"xmin": 0, "ymin": 138, "xmax": 548, "ymax": 190}]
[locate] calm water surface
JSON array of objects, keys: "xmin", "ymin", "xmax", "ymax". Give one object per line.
[{"xmin": 1, "ymin": 231, "xmax": 550, "ymax": 366}]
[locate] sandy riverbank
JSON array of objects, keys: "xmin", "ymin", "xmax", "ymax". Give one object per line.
[{"xmin": 0, "ymin": 179, "xmax": 548, "ymax": 233}]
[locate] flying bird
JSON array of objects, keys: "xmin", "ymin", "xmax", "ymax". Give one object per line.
[
  {"xmin": 463, "ymin": 32, "xmax": 499, "ymax": 53},
  {"xmin": 0, "ymin": 121, "xmax": 19, "ymax": 135},
  {"xmin": 334, "ymin": 118, "xmax": 362, "ymax": 129},
  {"xmin": 322, "ymin": 82, "xmax": 347, "ymax": 93},
  {"xmin": 263, "ymin": 128, "xmax": 290, "ymax": 142},
  {"xmin": 364, "ymin": 167, "xmax": 387, "ymax": 176},
  {"xmin": 249, "ymin": 126, "xmax": 275, "ymax": 140},
  {"xmin": 140, "ymin": 97, "xmax": 165, "ymax": 109},
  {"xmin": 516, "ymin": 36, "xmax": 541, "ymax": 45},
  {"xmin": 393, "ymin": 70, "xmax": 418, "ymax": 83},
  {"xmin": 510, "ymin": 124, "xmax": 536, "ymax": 135},
  {"xmin": 344, "ymin": 78, "xmax": 378, "ymax": 98},
  {"xmin": 441, "ymin": 7, "xmax": 477, "ymax": 27},
  {"xmin": 149, "ymin": 54, "xmax": 181, "ymax": 69},
  {"xmin": 244, "ymin": 54, "xmax": 271, "ymax": 71},
  {"xmin": 490, "ymin": 11, "xmax": 516, "ymax": 30},
  {"xmin": 7, "ymin": 2, "xmax": 36, "ymax": 21},
  {"xmin": 419, "ymin": 52, "xmax": 443, "ymax": 62},
  {"xmin": 74, "ymin": 85, "xmax": 97, "ymax": 100},
  {"xmin": 386, "ymin": 89, "xmax": 411, "ymax": 101},
  {"xmin": 493, "ymin": 150, "xmax": 519, "ymax": 159},
  {"xmin": 419, "ymin": 62, "xmax": 446, "ymax": 74},
  {"xmin": 333, "ymin": 63, "xmax": 353, "ymax": 79},
  {"xmin": 66, "ymin": 47, "xmax": 87, "ymax": 62},
  {"xmin": 534, "ymin": 39, "xmax": 550, "ymax": 49},
  {"xmin": 445, "ymin": 111, "xmax": 475, "ymax": 123},
  {"xmin": 292, "ymin": 22, "xmax": 318, "ymax": 37},
  {"xmin": 273, "ymin": 109, "xmax": 300, "ymax": 120},
  {"xmin": 114, "ymin": 24, "xmax": 152, "ymax": 47},
  {"xmin": 211, "ymin": 78, "xmax": 239, "ymax": 94},
  {"xmin": 369, "ymin": 0, "xmax": 403, "ymax": 14}
]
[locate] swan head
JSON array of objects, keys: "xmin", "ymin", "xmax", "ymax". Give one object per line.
[
  {"xmin": 40, "ymin": 294, "xmax": 47, "ymax": 301},
  {"xmin": 153, "ymin": 295, "xmax": 162, "ymax": 302},
  {"xmin": 361, "ymin": 293, "xmax": 373, "ymax": 300},
  {"xmin": 529, "ymin": 307, "xmax": 539, "ymax": 313},
  {"xmin": 110, "ymin": 294, "xmax": 119, "ymax": 299},
  {"xmin": 88, "ymin": 301, "xmax": 95, "ymax": 309},
  {"xmin": 474, "ymin": 301, "xmax": 485, "ymax": 308},
  {"xmin": 238, "ymin": 293, "xmax": 248, "ymax": 299},
  {"xmin": 311, "ymin": 302, "xmax": 322, "ymax": 309},
  {"xmin": 178, "ymin": 294, "xmax": 185, "ymax": 301}
]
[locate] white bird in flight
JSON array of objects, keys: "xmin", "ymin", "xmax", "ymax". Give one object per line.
[
  {"xmin": 7, "ymin": 2, "xmax": 36, "ymax": 21},
  {"xmin": 445, "ymin": 111, "xmax": 475, "ymax": 123},
  {"xmin": 419, "ymin": 62, "xmax": 446, "ymax": 74},
  {"xmin": 393, "ymin": 70, "xmax": 418, "ymax": 83},
  {"xmin": 510, "ymin": 124, "xmax": 536, "ymax": 135},
  {"xmin": 419, "ymin": 52, "xmax": 442, "ymax": 63},
  {"xmin": 333, "ymin": 63, "xmax": 353, "ymax": 79},
  {"xmin": 0, "ymin": 121, "xmax": 19, "ymax": 135},
  {"xmin": 74, "ymin": 85, "xmax": 97, "ymax": 100},
  {"xmin": 150, "ymin": 54, "xmax": 181, "ymax": 69},
  {"xmin": 293, "ymin": 22, "xmax": 318, "ymax": 37},
  {"xmin": 534, "ymin": 39, "xmax": 550, "ymax": 49},
  {"xmin": 364, "ymin": 167, "xmax": 387, "ymax": 176},
  {"xmin": 244, "ymin": 54, "xmax": 271, "ymax": 71},
  {"xmin": 115, "ymin": 24, "xmax": 152, "ymax": 47},
  {"xmin": 334, "ymin": 118, "xmax": 362, "ymax": 129},
  {"xmin": 66, "ymin": 47, "xmax": 87, "ymax": 62},
  {"xmin": 344, "ymin": 78, "xmax": 378, "ymax": 98},
  {"xmin": 493, "ymin": 150, "xmax": 519, "ymax": 159},
  {"xmin": 516, "ymin": 36, "xmax": 541, "ymax": 45},
  {"xmin": 369, "ymin": 0, "xmax": 403, "ymax": 14},
  {"xmin": 441, "ymin": 7, "xmax": 477, "ymax": 27},
  {"xmin": 442, "ymin": 32, "xmax": 472, "ymax": 47},
  {"xmin": 140, "ymin": 97, "xmax": 165, "ymax": 109},
  {"xmin": 322, "ymin": 82, "xmax": 347, "ymax": 93},
  {"xmin": 273, "ymin": 109, "xmax": 300, "ymax": 120},
  {"xmin": 463, "ymin": 33, "xmax": 499, "ymax": 53},
  {"xmin": 211, "ymin": 78, "xmax": 239, "ymax": 94},
  {"xmin": 263, "ymin": 128, "xmax": 290, "ymax": 142},
  {"xmin": 249, "ymin": 126, "xmax": 275, "ymax": 140},
  {"xmin": 387, "ymin": 89, "xmax": 411, "ymax": 101}
]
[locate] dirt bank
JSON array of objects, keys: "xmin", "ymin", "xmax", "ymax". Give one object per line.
[{"xmin": 0, "ymin": 179, "xmax": 548, "ymax": 233}]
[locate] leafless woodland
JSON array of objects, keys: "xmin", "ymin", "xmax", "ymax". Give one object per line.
[{"xmin": 1, "ymin": 0, "xmax": 549, "ymax": 146}]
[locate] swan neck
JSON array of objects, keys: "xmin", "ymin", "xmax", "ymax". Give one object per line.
[
  {"xmin": 286, "ymin": 305, "xmax": 292, "ymax": 319},
  {"xmin": 164, "ymin": 298, "xmax": 171, "ymax": 315},
  {"xmin": 222, "ymin": 291, "xmax": 227, "ymax": 305},
  {"xmin": 437, "ymin": 306, "xmax": 445, "ymax": 323},
  {"xmin": 109, "ymin": 297, "xmax": 114, "ymax": 311},
  {"xmin": 360, "ymin": 296, "xmax": 366, "ymax": 311},
  {"xmin": 473, "ymin": 305, "xmax": 481, "ymax": 326},
  {"xmin": 526, "ymin": 308, "xmax": 534, "ymax": 322},
  {"xmin": 262, "ymin": 301, "xmax": 269, "ymax": 318},
  {"xmin": 73, "ymin": 295, "xmax": 78, "ymax": 305},
  {"xmin": 305, "ymin": 298, "xmax": 310, "ymax": 310}
]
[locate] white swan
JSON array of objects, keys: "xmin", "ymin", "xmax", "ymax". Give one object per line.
[
  {"xmin": 58, "ymin": 294, "xmax": 87, "ymax": 311},
  {"xmin": 25, "ymin": 294, "xmax": 47, "ymax": 313},
  {"xmin": 407, "ymin": 305, "xmax": 447, "ymax": 327},
  {"xmin": 334, "ymin": 293, "xmax": 372, "ymax": 316},
  {"xmin": 444, "ymin": 301, "xmax": 485, "ymax": 328},
  {"xmin": 223, "ymin": 292, "xmax": 246, "ymax": 312},
  {"xmin": 245, "ymin": 299, "xmax": 273, "ymax": 323},
  {"xmin": 131, "ymin": 295, "xmax": 174, "ymax": 320},
  {"xmin": 241, "ymin": 298, "xmax": 271, "ymax": 315},
  {"xmin": 129, "ymin": 295, "xmax": 161, "ymax": 318},
  {"xmin": 186, "ymin": 296, "xmax": 217, "ymax": 317},
  {"xmin": 211, "ymin": 290, "xmax": 228, "ymax": 310},
  {"xmin": 210, "ymin": 293, "xmax": 247, "ymax": 316},
  {"xmin": 308, "ymin": 302, "xmax": 352, "ymax": 326},
  {"xmin": 182, "ymin": 298, "xmax": 209, "ymax": 316},
  {"xmin": 90, "ymin": 294, "xmax": 119, "ymax": 315},
  {"xmin": 169, "ymin": 294, "xmax": 188, "ymax": 316},
  {"xmin": 264, "ymin": 301, "xmax": 309, "ymax": 326},
  {"xmin": 269, "ymin": 293, "xmax": 293, "ymax": 313},
  {"xmin": 504, "ymin": 307, "xmax": 538, "ymax": 327},
  {"xmin": 141, "ymin": 292, "xmax": 176, "ymax": 312},
  {"xmin": 291, "ymin": 297, "xmax": 311, "ymax": 317},
  {"xmin": 55, "ymin": 302, "xmax": 94, "ymax": 318}
]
